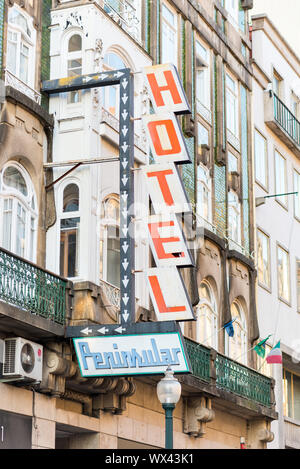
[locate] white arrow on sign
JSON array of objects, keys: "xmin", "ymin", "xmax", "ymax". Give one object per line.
[
  {"xmin": 121, "ymin": 93, "xmax": 128, "ymax": 105},
  {"xmin": 122, "ymin": 208, "xmax": 128, "ymax": 219},
  {"xmin": 122, "ymin": 241, "xmax": 129, "ymax": 253},
  {"xmin": 122, "ymin": 78, "xmax": 128, "ymax": 89},
  {"xmin": 122, "ymin": 276, "xmax": 129, "ymax": 288},
  {"xmin": 122, "ymin": 158, "xmax": 128, "ymax": 169},
  {"xmin": 83, "ymin": 76, "xmax": 93, "ymax": 83},
  {"xmin": 81, "ymin": 327, "xmax": 92, "ymax": 336},
  {"xmin": 115, "ymin": 326, "xmax": 126, "ymax": 334},
  {"xmin": 99, "ymin": 74, "xmax": 108, "ymax": 80},
  {"xmin": 114, "ymin": 71, "xmax": 124, "ymax": 78},
  {"xmin": 121, "ymin": 143, "xmax": 128, "ymax": 153},
  {"xmin": 121, "ymin": 126, "xmax": 128, "ymax": 137},
  {"xmin": 122, "ymin": 311, "xmax": 129, "ymax": 322},
  {"xmin": 121, "ymin": 110, "xmax": 128, "ymax": 121},
  {"xmin": 122, "ymin": 175, "xmax": 128, "ymax": 187},
  {"xmin": 98, "ymin": 327, "xmax": 109, "ymax": 335},
  {"xmin": 121, "ymin": 192, "xmax": 128, "ymax": 202},
  {"xmin": 122, "ymin": 226, "xmax": 128, "ymax": 237},
  {"xmin": 122, "ymin": 259, "xmax": 129, "ymax": 271},
  {"xmin": 122, "ymin": 293, "xmax": 129, "ymax": 306}
]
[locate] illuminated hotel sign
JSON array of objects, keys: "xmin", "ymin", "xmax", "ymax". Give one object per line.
[
  {"xmin": 142, "ymin": 63, "xmax": 195, "ymax": 322},
  {"xmin": 73, "ymin": 333, "xmax": 190, "ymax": 377}
]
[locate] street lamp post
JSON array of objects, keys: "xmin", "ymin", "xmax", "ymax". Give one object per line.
[{"xmin": 157, "ymin": 366, "xmax": 182, "ymax": 449}]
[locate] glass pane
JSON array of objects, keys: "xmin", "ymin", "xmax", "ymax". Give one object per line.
[
  {"xmin": 107, "ymin": 226, "xmax": 120, "ymax": 287},
  {"xmin": 228, "ymin": 151, "xmax": 238, "ymax": 173},
  {"xmin": 293, "ymin": 374, "xmax": 300, "ymax": 420},
  {"xmin": 7, "ymin": 40, "xmax": 17, "ymax": 75},
  {"xmin": 68, "ymin": 35, "xmax": 82, "ymax": 53},
  {"xmin": 8, "ymin": 9, "xmax": 31, "ymax": 37},
  {"xmin": 2, "ymin": 199, "xmax": 13, "ymax": 251},
  {"xmin": 20, "ymin": 47, "xmax": 29, "ymax": 83},
  {"xmin": 63, "ymin": 184, "xmax": 79, "ymax": 212},
  {"xmin": 16, "ymin": 202, "xmax": 26, "ymax": 258},
  {"xmin": 275, "ymin": 152, "xmax": 287, "ymax": 205},
  {"xmin": 60, "ymin": 218, "xmax": 80, "ymax": 278},
  {"xmin": 278, "ymin": 246, "xmax": 290, "ymax": 302},
  {"xmin": 255, "ymin": 131, "xmax": 267, "ymax": 186},
  {"xmin": 103, "ymin": 53, "xmax": 125, "ymax": 70},
  {"xmin": 162, "ymin": 4, "xmax": 175, "ymax": 25},
  {"xmin": 257, "ymin": 230, "xmax": 270, "ymax": 288},
  {"xmin": 3, "ymin": 167, "xmax": 28, "ymax": 196},
  {"xmin": 284, "ymin": 370, "xmax": 293, "ymax": 418}
]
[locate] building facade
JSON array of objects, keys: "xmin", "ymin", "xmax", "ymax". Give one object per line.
[
  {"xmin": 251, "ymin": 14, "xmax": 300, "ymax": 449},
  {"xmin": 0, "ymin": 0, "xmax": 277, "ymax": 449}
]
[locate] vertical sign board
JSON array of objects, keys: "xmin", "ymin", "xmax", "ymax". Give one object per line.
[
  {"xmin": 119, "ymin": 70, "xmax": 135, "ymax": 325},
  {"xmin": 142, "ymin": 63, "xmax": 196, "ymax": 323}
]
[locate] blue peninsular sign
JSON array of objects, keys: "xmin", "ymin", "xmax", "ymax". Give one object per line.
[{"xmin": 73, "ymin": 332, "xmax": 190, "ymax": 377}]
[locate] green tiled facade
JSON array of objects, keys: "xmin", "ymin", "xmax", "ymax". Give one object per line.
[
  {"xmin": 240, "ymin": 84, "xmax": 250, "ymax": 254},
  {"xmin": 41, "ymin": 0, "xmax": 52, "ymax": 110}
]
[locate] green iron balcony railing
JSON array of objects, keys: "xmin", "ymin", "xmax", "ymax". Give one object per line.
[
  {"xmin": 273, "ymin": 92, "xmax": 300, "ymax": 147},
  {"xmin": 185, "ymin": 337, "xmax": 273, "ymax": 408},
  {"xmin": 215, "ymin": 353, "xmax": 272, "ymax": 407},
  {"xmin": 0, "ymin": 247, "xmax": 67, "ymax": 325},
  {"xmin": 184, "ymin": 338, "xmax": 211, "ymax": 382}
]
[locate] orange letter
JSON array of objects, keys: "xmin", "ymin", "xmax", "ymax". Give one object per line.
[
  {"xmin": 147, "ymin": 119, "xmax": 181, "ymax": 156},
  {"xmin": 147, "ymin": 70, "xmax": 182, "ymax": 109},
  {"xmin": 148, "ymin": 275, "xmax": 186, "ymax": 313},
  {"xmin": 146, "ymin": 169, "xmax": 174, "ymax": 206}
]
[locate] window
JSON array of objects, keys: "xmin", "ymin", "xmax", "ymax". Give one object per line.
[
  {"xmin": 257, "ymin": 229, "xmax": 271, "ymax": 289},
  {"xmin": 296, "ymin": 260, "xmax": 300, "ymax": 313},
  {"xmin": 277, "ymin": 245, "xmax": 290, "ymax": 303},
  {"xmin": 228, "ymin": 191, "xmax": 241, "ymax": 244},
  {"xmin": 283, "ymin": 370, "xmax": 300, "ymax": 421},
  {"xmin": 226, "ymin": 301, "xmax": 247, "ymax": 365},
  {"xmin": 228, "ymin": 151, "xmax": 238, "ymax": 173},
  {"xmin": 7, "ymin": 7, "xmax": 35, "ymax": 87},
  {"xmin": 197, "ymin": 165, "xmax": 211, "ymax": 223},
  {"xmin": 254, "ymin": 130, "xmax": 268, "ymax": 188},
  {"xmin": 161, "ymin": 3, "xmax": 177, "ymax": 65},
  {"xmin": 272, "ymin": 71, "xmax": 282, "ymax": 99},
  {"xmin": 226, "ymin": 73, "xmax": 239, "ymax": 138},
  {"xmin": 102, "ymin": 52, "xmax": 126, "ymax": 117},
  {"xmin": 60, "ymin": 184, "xmax": 80, "ymax": 278},
  {"xmin": 294, "ymin": 170, "xmax": 300, "ymax": 220},
  {"xmin": 0, "ymin": 163, "xmax": 37, "ymax": 261},
  {"xmin": 67, "ymin": 34, "xmax": 82, "ymax": 104},
  {"xmin": 225, "ymin": 0, "xmax": 239, "ymax": 27},
  {"xmin": 291, "ymin": 92, "xmax": 299, "ymax": 119},
  {"xmin": 196, "ymin": 280, "xmax": 218, "ymax": 349},
  {"xmin": 100, "ymin": 196, "xmax": 120, "ymax": 288},
  {"xmin": 196, "ymin": 40, "xmax": 211, "ymax": 116},
  {"xmin": 275, "ymin": 151, "xmax": 287, "ymax": 207}
]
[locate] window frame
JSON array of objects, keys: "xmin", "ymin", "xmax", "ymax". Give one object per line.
[
  {"xmin": 257, "ymin": 227, "xmax": 271, "ymax": 292},
  {"xmin": 225, "ymin": 71, "xmax": 239, "ymax": 141},
  {"xmin": 283, "ymin": 368, "xmax": 300, "ymax": 422},
  {"xmin": 0, "ymin": 162, "xmax": 38, "ymax": 262},
  {"xmin": 196, "ymin": 280, "xmax": 218, "ymax": 350},
  {"xmin": 161, "ymin": 1, "xmax": 178, "ymax": 66},
  {"xmin": 195, "ymin": 38, "xmax": 212, "ymax": 122},
  {"xmin": 57, "ymin": 180, "xmax": 81, "ymax": 280},
  {"xmin": 254, "ymin": 128, "xmax": 269, "ymax": 192},
  {"xmin": 225, "ymin": 299, "xmax": 248, "ymax": 366},
  {"xmin": 100, "ymin": 195, "xmax": 121, "ymax": 288},
  {"xmin": 277, "ymin": 242, "xmax": 291, "ymax": 305},
  {"xmin": 293, "ymin": 168, "xmax": 300, "ymax": 222},
  {"xmin": 274, "ymin": 149, "xmax": 288, "ymax": 210},
  {"xmin": 228, "ymin": 190, "xmax": 241, "ymax": 245},
  {"xmin": 6, "ymin": 5, "xmax": 36, "ymax": 88}
]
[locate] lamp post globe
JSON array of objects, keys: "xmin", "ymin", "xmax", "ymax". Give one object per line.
[{"xmin": 157, "ymin": 366, "xmax": 182, "ymax": 449}]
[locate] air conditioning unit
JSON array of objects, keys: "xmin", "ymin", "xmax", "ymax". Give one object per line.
[{"xmin": 1, "ymin": 338, "xmax": 43, "ymax": 383}]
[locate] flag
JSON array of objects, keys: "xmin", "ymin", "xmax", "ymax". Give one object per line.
[
  {"xmin": 254, "ymin": 335, "xmax": 272, "ymax": 358},
  {"xmin": 224, "ymin": 318, "xmax": 235, "ymax": 337},
  {"xmin": 266, "ymin": 341, "xmax": 282, "ymax": 364}
]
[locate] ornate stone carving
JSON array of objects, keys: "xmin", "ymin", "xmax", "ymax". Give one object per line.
[{"xmin": 184, "ymin": 396, "xmax": 215, "ymax": 438}]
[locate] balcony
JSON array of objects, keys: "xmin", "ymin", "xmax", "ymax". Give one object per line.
[
  {"xmin": 103, "ymin": 0, "xmax": 141, "ymax": 44},
  {"xmin": 185, "ymin": 338, "xmax": 275, "ymax": 411},
  {"xmin": 4, "ymin": 69, "xmax": 42, "ymax": 105},
  {"xmin": 0, "ymin": 247, "xmax": 67, "ymax": 328},
  {"xmin": 264, "ymin": 91, "xmax": 300, "ymax": 158}
]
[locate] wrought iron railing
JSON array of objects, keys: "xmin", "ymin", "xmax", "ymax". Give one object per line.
[
  {"xmin": 103, "ymin": 0, "xmax": 141, "ymax": 43},
  {"xmin": 99, "ymin": 278, "xmax": 121, "ymax": 309},
  {"xmin": 184, "ymin": 338, "xmax": 211, "ymax": 382},
  {"xmin": 215, "ymin": 353, "xmax": 272, "ymax": 407},
  {"xmin": 273, "ymin": 92, "xmax": 300, "ymax": 147},
  {"xmin": 4, "ymin": 69, "xmax": 42, "ymax": 105},
  {"xmin": 0, "ymin": 248, "xmax": 67, "ymax": 324}
]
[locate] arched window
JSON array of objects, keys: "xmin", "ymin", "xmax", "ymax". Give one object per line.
[
  {"xmin": 59, "ymin": 183, "xmax": 80, "ymax": 278},
  {"xmin": 196, "ymin": 280, "xmax": 218, "ymax": 349},
  {"xmin": 228, "ymin": 191, "xmax": 241, "ymax": 244},
  {"xmin": 226, "ymin": 300, "xmax": 247, "ymax": 365},
  {"xmin": 67, "ymin": 34, "xmax": 82, "ymax": 104},
  {"xmin": 7, "ymin": 6, "xmax": 36, "ymax": 87},
  {"xmin": 100, "ymin": 195, "xmax": 120, "ymax": 288},
  {"xmin": 102, "ymin": 52, "xmax": 126, "ymax": 116},
  {"xmin": 0, "ymin": 163, "xmax": 37, "ymax": 261}
]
